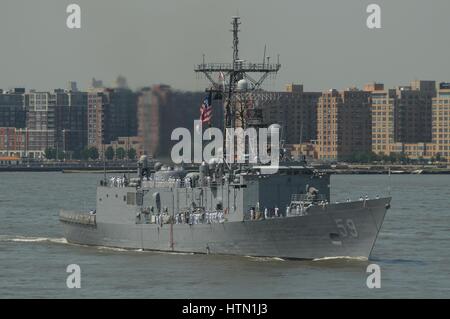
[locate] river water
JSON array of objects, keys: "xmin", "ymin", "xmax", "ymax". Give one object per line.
[{"xmin": 0, "ymin": 172, "xmax": 449, "ymax": 298}]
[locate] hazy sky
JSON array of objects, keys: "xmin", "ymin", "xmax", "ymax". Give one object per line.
[{"xmin": 1, "ymin": 0, "xmax": 450, "ymax": 92}]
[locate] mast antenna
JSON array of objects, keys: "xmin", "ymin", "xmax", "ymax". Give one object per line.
[
  {"xmin": 263, "ymin": 45, "xmax": 267, "ymax": 67},
  {"xmin": 195, "ymin": 16, "xmax": 281, "ymax": 125},
  {"xmin": 194, "ymin": 16, "xmax": 281, "ymax": 162}
]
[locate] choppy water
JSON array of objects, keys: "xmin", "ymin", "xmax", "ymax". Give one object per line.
[{"xmin": 0, "ymin": 172, "xmax": 449, "ymax": 298}]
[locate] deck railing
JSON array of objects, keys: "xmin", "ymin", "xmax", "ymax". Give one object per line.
[{"xmin": 290, "ymin": 193, "xmax": 327, "ymax": 202}]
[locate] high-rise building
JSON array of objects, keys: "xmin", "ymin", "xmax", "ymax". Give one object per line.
[
  {"xmin": 0, "ymin": 88, "xmax": 27, "ymax": 156},
  {"xmin": 23, "ymin": 86, "xmax": 88, "ymax": 158},
  {"xmin": 137, "ymin": 85, "xmax": 223, "ymax": 158},
  {"xmin": 0, "ymin": 88, "xmax": 26, "ymax": 128},
  {"xmin": 0, "ymin": 88, "xmax": 25, "ymax": 128},
  {"xmin": 364, "ymin": 83, "xmax": 397, "ymax": 155},
  {"xmin": 54, "ymin": 88, "xmax": 88, "ymax": 154},
  {"xmin": 365, "ymin": 81, "xmax": 437, "ymax": 158},
  {"xmin": 87, "ymin": 89, "xmax": 105, "ymax": 148},
  {"xmin": 317, "ymin": 88, "xmax": 372, "ymax": 160},
  {"xmin": 251, "ymin": 84, "xmax": 321, "ymax": 145},
  {"xmin": 431, "ymin": 83, "xmax": 450, "ymax": 161},
  {"xmin": 24, "ymin": 91, "xmax": 57, "ymax": 158},
  {"xmin": 396, "ymin": 81, "xmax": 436, "ymax": 143},
  {"xmin": 87, "ymin": 87, "xmax": 138, "ymax": 152}
]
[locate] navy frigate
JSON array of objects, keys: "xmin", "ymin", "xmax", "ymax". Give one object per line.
[{"xmin": 60, "ymin": 17, "xmax": 391, "ymax": 260}]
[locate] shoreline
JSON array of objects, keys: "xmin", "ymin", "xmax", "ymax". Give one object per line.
[
  {"xmin": 0, "ymin": 164, "xmax": 138, "ymax": 173},
  {"xmin": 0, "ymin": 164, "xmax": 449, "ymax": 174}
]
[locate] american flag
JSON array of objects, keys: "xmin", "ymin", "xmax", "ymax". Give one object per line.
[{"xmin": 200, "ymin": 94, "xmax": 212, "ymax": 124}]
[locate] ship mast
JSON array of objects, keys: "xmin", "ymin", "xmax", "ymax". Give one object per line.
[{"xmin": 195, "ymin": 16, "xmax": 281, "ymax": 130}]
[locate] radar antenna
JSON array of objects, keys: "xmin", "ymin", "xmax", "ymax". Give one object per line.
[{"xmin": 195, "ymin": 16, "xmax": 281, "ymax": 130}]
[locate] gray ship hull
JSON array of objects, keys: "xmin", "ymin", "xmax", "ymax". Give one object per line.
[{"xmin": 61, "ymin": 197, "xmax": 389, "ymax": 260}]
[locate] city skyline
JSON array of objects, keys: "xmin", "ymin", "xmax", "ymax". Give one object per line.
[
  {"xmin": 2, "ymin": 77, "xmax": 450, "ymax": 162},
  {"xmin": 0, "ymin": 76, "xmax": 449, "ymax": 94},
  {"xmin": 1, "ymin": 0, "xmax": 450, "ymax": 92}
]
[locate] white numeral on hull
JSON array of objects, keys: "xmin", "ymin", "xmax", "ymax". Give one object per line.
[{"xmin": 334, "ymin": 218, "xmax": 358, "ymax": 238}]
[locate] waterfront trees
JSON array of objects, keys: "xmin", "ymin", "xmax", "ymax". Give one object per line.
[
  {"xmin": 127, "ymin": 148, "xmax": 136, "ymax": 160},
  {"xmin": 105, "ymin": 147, "xmax": 115, "ymax": 161},
  {"xmin": 115, "ymin": 147, "xmax": 126, "ymax": 160},
  {"xmin": 44, "ymin": 148, "xmax": 56, "ymax": 160},
  {"xmin": 88, "ymin": 147, "xmax": 99, "ymax": 160},
  {"xmin": 80, "ymin": 147, "xmax": 99, "ymax": 160}
]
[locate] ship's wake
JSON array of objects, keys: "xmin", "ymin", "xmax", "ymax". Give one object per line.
[
  {"xmin": 245, "ymin": 256, "xmax": 286, "ymax": 262},
  {"xmin": 0, "ymin": 235, "xmax": 68, "ymax": 245},
  {"xmin": 312, "ymin": 256, "xmax": 368, "ymax": 262},
  {"xmin": 0, "ymin": 235, "xmax": 198, "ymax": 255},
  {"xmin": 94, "ymin": 246, "xmax": 134, "ymax": 252},
  {"xmin": 77, "ymin": 244, "xmax": 196, "ymax": 255}
]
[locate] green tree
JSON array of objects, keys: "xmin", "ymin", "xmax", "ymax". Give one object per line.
[
  {"xmin": 88, "ymin": 147, "xmax": 99, "ymax": 160},
  {"xmin": 105, "ymin": 146, "xmax": 115, "ymax": 160},
  {"xmin": 44, "ymin": 147, "xmax": 56, "ymax": 160},
  {"xmin": 116, "ymin": 147, "xmax": 126, "ymax": 160},
  {"xmin": 127, "ymin": 147, "xmax": 137, "ymax": 160},
  {"xmin": 346, "ymin": 151, "xmax": 381, "ymax": 163}
]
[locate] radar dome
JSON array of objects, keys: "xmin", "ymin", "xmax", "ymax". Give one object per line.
[
  {"xmin": 237, "ymin": 79, "xmax": 249, "ymax": 91},
  {"xmin": 208, "ymin": 158, "xmax": 218, "ymax": 165}
]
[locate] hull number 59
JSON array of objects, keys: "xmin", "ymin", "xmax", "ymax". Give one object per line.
[{"xmin": 334, "ymin": 218, "xmax": 358, "ymax": 238}]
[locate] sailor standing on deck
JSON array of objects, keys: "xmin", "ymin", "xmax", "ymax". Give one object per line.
[
  {"xmin": 274, "ymin": 206, "xmax": 279, "ymax": 218},
  {"xmin": 264, "ymin": 208, "xmax": 268, "ymax": 219}
]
